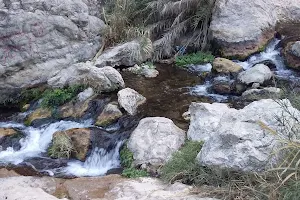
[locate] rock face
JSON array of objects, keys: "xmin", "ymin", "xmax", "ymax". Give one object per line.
[
  {"xmin": 52, "ymin": 128, "xmax": 91, "ymax": 161},
  {"xmin": 237, "ymin": 64, "xmax": 272, "ymax": 85},
  {"xmin": 212, "ymin": 58, "xmax": 243, "ymax": 73},
  {"xmin": 128, "ymin": 117, "xmax": 185, "ymax": 166},
  {"xmin": 0, "ymin": 0, "xmax": 106, "ymax": 104},
  {"xmin": 211, "ymin": 0, "xmax": 300, "ymax": 58},
  {"xmin": 95, "ymin": 103, "xmax": 123, "ymax": 127},
  {"xmin": 48, "ymin": 62, "xmax": 125, "ymax": 91},
  {"xmin": 188, "ymin": 99, "xmax": 300, "ymax": 172},
  {"xmin": 283, "ymin": 41, "xmax": 300, "ymax": 69},
  {"xmin": 95, "ymin": 40, "xmax": 152, "ymax": 68},
  {"xmin": 118, "ymin": 88, "xmax": 146, "ymax": 115},
  {"xmin": 242, "ymin": 87, "xmax": 283, "ymax": 101}
]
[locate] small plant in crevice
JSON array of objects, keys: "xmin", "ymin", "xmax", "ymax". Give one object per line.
[
  {"xmin": 175, "ymin": 52, "xmax": 215, "ymax": 67},
  {"xmin": 48, "ymin": 132, "xmax": 74, "ymax": 159},
  {"xmin": 119, "ymin": 143, "xmax": 149, "ymax": 178}
]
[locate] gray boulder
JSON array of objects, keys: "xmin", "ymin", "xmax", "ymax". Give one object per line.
[
  {"xmin": 242, "ymin": 87, "xmax": 283, "ymax": 101},
  {"xmin": 188, "ymin": 99, "xmax": 300, "ymax": 172},
  {"xmin": 95, "ymin": 40, "xmax": 153, "ymax": 68},
  {"xmin": 0, "ymin": 0, "xmax": 106, "ymax": 104},
  {"xmin": 237, "ymin": 64, "xmax": 272, "ymax": 85},
  {"xmin": 77, "ymin": 87, "xmax": 94, "ymax": 102},
  {"xmin": 211, "ymin": 0, "xmax": 300, "ymax": 58},
  {"xmin": 128, "ymin": 117, "xmax": 185, "ymax": 166},
  {"xmin": 117, "ymin": 88, "xmax": 146, "ymax": 115},
  {"xmin": 291, "ymin": 41, "xmax": 300, "ymax": 58},
  {"xmin": 48, "ymin": 62, "xmax": 125, "ymax": 91}
]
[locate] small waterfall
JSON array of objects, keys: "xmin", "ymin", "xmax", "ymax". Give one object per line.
[
  {"xmin": 0, "ymin": 120, "xmax": 92, "ymax": 165},
  {"xmin": 64, "ymin": 141, "xmax": 123, "ymax": 177}
]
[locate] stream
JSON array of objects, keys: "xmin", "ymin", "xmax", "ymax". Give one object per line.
[{"xmin": 0, "ymin": 37, "xmax": 299, "ymax": 177}]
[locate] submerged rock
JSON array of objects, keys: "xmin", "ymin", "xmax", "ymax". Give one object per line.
[
  {"xmin": 212, "ymin": 58, "xmax": 243, "ymax": 73},
  {"xmin": 126, "ymin": 64, "xmax": 159, "ymax": 78},
  {"xmin": 48, "ymin": 62, "xmax": 125, "ymax": 92},
  {"xmin": 0, "ymin": 0, "xmax": 105, "ymax": 104},
  {"xmin": 95, "ymin": 40, "xmax": 152, "ymax": 68},
  {"xmin": 242, "ymin": 87, "xmax": 283, "ymax": 101},
  {"xmin": 210, "ymin": 0, "xmax": 300, "ymax": 58},
  {"xmin": 118, "ymin": 88, "xmax": 146, "ymax": 115},
  {"xmin": 188, "ymin": 99, "xmax": 300, "ymax": 172},
  {"xmin": 237, "ymin": 64, "xmax": 273, "ymax": 85},
  {"xmin": 95, "ymin": 102, "xmax": 123, "ymax": 127},
  {"xmin": 128, "ymin": 117, "xmax": 185, "ymax": 166}
]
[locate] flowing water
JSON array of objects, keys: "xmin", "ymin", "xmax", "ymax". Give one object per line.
[{"xmin": 0, "ymin": 37, "xmax": 299, "ymax": 177}]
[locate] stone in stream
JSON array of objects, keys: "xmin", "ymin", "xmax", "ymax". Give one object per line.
[
  {"xmin": 95, "ymin": 40, "xmax": 153, "ymax": 68},
  {"xmin": 118, "ymin": 88, "xmax": 146, "ymax": 115},
  {"xmin": 212, "ymin": 57, "xmax": 243, "ymax": 73},
  {"xmin": 237, "ymin": 64, "xmax": 273, "ymax": 85},
  {"xmin": 25, "ymin": 108, "xmax": 53, "ymax": 127},
  {"xmin": 283, "ymin": 41, "xmax": 300, "ymax": 69},
  {"xmin": 125, "ymin": 64, "xmax": 159, "ymax": 78},
  {"xmin": 210, "ymin": 0, "xmax": 300, "ymax": 59},
  {"xmin": 95, "ymin": 102, "xmax": 123, "ymax": 127},
  {"xmin": 128, "ymin": 117, "xmax": 185, "ymax": 166},
  {"xmin": 212, "ymin": 76, "xmax": 235, "ymax": 95},
  {"xmin": 58, "ymin": 96, "xmax": 94, "ymax": 119},
  {"xmin": 188, "ymin": 99, "xmax": 300, "ymax": 172},
  {"xmin": 0, "ymin": 0, "xmax": 106, "ymax": 104},
  {"xmin": 241, "ymin": 87, "xmax": 283, "ymax": 101},
  {"xmin": 0, "ymin": 128, "xmax": 24, "ymax": 151},
  {"xmin": 48, "ymin": 62, "xmax": 125, "ymax": 91}
]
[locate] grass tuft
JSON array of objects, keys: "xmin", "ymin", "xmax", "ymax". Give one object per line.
[
  {"xmin": 48, "ymin": 132, "xmax": 74, "ymax": 159},
  {"xmin": 175, "ymin": 52, "xmax": 214, "ymax": 67}
]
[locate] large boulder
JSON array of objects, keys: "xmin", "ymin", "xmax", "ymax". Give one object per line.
[
  {"xmin": 128, "ymin": 117, "xmax": 185, "ymax": 166},
  {"xmin": 211, "ymin": 0, "xmax": 300, "ymax": 58},
  {"xmin": 0, "ymin": 0, "xmax": 106, "ymax": 104},
  {"xmin": 95, "ymin": 40, "xmax": 153, "ymax": 68},
  {"xmin": 212, "ymin": 58, "xmax": 243, "ymax": 73},
  {"xmin": 118, "ymin": 88, "xmax": 146, "ymax": 115},
  {"xmin": 241, "ymin": 87, "xmax": 283, "ymax": 101},
  {"xmin": 237, "ymin": 64, "xmax": 272, "ymax": 85},
  {"xmin": 47, "ymin": 62, "xmax": 125, "ymax": 91},
  {"xmin": 188, "ymin": 99, "xmax": 300, "ymax": 172}
]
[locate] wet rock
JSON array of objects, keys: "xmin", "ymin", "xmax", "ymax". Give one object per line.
[
  {"xmin": 211, "ymin": 0, "xmax": 300, "ymax": 58},
  {"xmin": 22, "ymin": 157, "xmax": 69, "ymax": 171},
  {"xmin": 58, "ymin": 97, "xmax": 93, "ymax": 119},
  {"xmin": 188, "ymin": 99, "xmax": 300, "ymax": 172},
  {"xmin": 48, "ymin": 62, "xmax": 125, "ymax": 92},
  {"xmin": 95, "ymin": 102, "xmax": 123, "ymax": 127},
  {"xmin": 128, "ymin": 117, "xmax": 185, "ymax": 166},
  {"xmin": 118, "ymin": 88, "xmax": 146, "ymax": 115},
  {"xmin": 212, "ymin": 58, "xmax": 243, "ymax": 73},
  {"xmin": 95, "ymin": 40, "xmax": 153, "ymax": 68},
  {"xmin": 52, "ymin": 128, "xmax": 91, "ymax": 161},
  {"xmin": 212, "ymin": 76, "xmax": 234, "ymax": 94},
  {"xmin": 0, "ymin": 0, "xmax": 105, "ymax": 104},
  {"xmin": 237, "ymin": 64, "xmax": 273, "ymax": 85},
  {"xmin": 0, "ymin": 128, "xmax": 17, "ymax": 139},
  {"xmin": 25, "ymin": 108, "xmax": 52, "ymax": 126},
  {"xmin": 283, "ymin": 41, "xmax": 300, "ymax": 69},
  {"xmin": 0, "ymin": 129, "xmax": 24, "ymax": 151},
  {"xmin": 126, "ymin": 64, "xmax": 159, "ymax": 78},
  {"xmin": 77, "ymin": 87, "xmax": 94, "ymax": 102},
  {"xmin": 242, "ymin": 87, "xmax": 283, "ymax": 101}
]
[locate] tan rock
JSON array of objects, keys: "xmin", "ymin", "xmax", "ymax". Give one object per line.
[
  {"xmin": 59, "ymin": 97, "xmax": 92, "ymax": 119},
  {"xmin": 95, "ymin": 103, "xmax": 123, "ymax": 127},
  {"xmin": 212, "ymin": 58, "xmax": 243, "ymax": 73},
  {"xmin": 52, "ymin": 128, "xmax": 91, "ymax": 161},
  {"xmin": 0, "ymin": 128, "xmax": 17, "ymax": 139},
  {"xmin": 25, "ymin": 108, "xmax": 52, "ymax": 126}
]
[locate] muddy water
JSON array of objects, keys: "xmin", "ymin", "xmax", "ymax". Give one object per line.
[{"xmin": 122, "ymin": 64, "xmax": 215, "ymax": 130}]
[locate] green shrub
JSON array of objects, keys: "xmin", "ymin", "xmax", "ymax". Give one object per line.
[
  {"xmin": 122, "ymin": 168, "xmax": 149, "ymax": 178},
  {"xmin": 48, "ymin": 132, "xmax": 74, "ymax": 159},
  {"xmin": 161, "ymin": 140, "xmax": 212, "ymax": 184},
  {"xmin": 41, "ymin": 85, "xmax": 84, "ymax": 108},
  {"xmin": 20, "ymin": 88, "xmax": 45, "ymax": 104},
  {"xmin": 175, "ymin": 52, "xmax": 215, "ymax": 67},
  {"xmin": 119, "ymin": 144, "xmax": 149, "ymax": 178}
]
